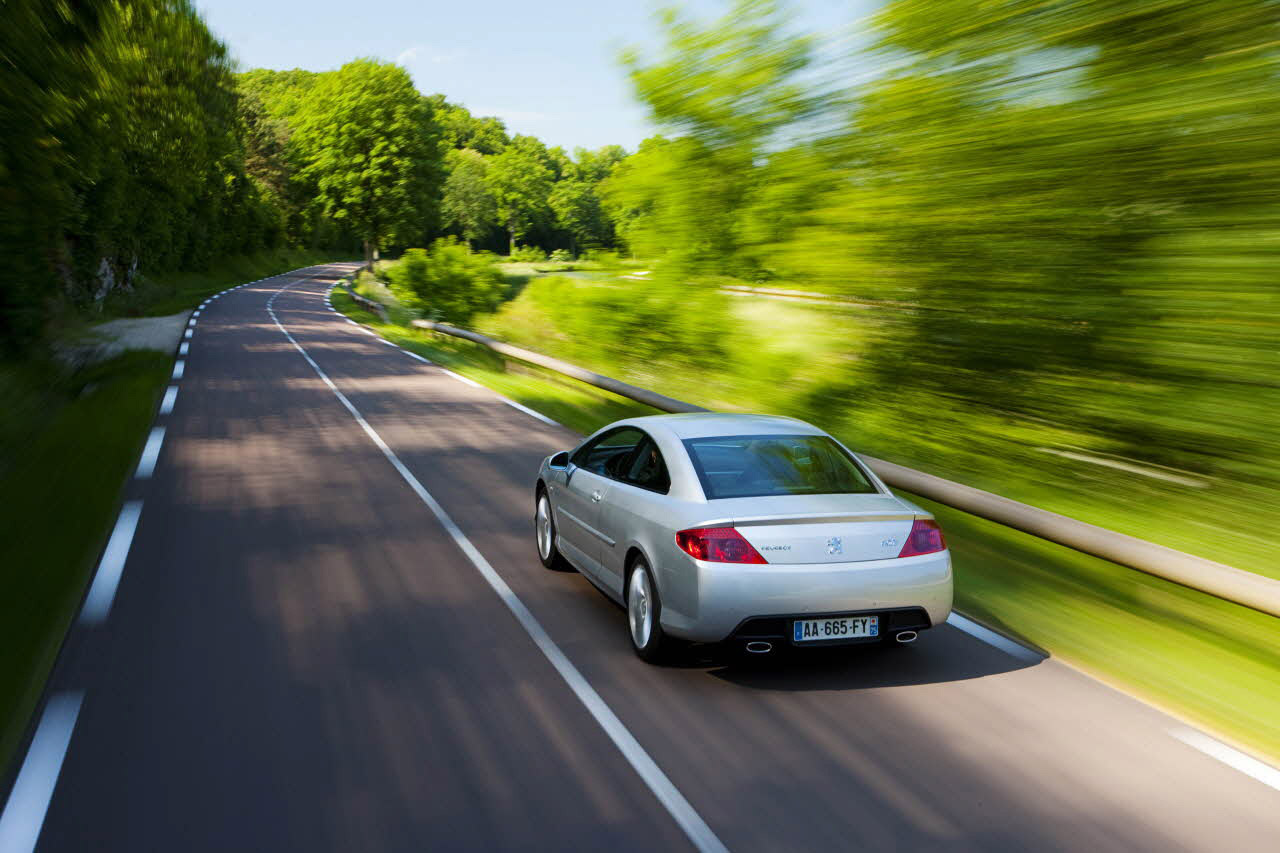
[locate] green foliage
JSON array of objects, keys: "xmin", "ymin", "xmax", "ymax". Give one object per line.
[
  {"xmin": 0, "ymin": 0, "xmax": 292, "ymax": 350},
  {"xmin": 549, "ymin": 180, "xmax": 608, "ymax": 253},
  {"xmin": 442, "ymin": 149, "xmax": 498, "ymax": 247},
  {"xmin": 611, "ymin": 0, "xmax": 815, "ymax": 273},
  {"xmin": 510, "ymin": 245, "xmax": 546, "ymax": 263},
  {"xmin": 606, "ymin": 0, "xmax": 1280, "ymax": 500},
  {"xmin": 0, "ymin": 0, "xmax": 108, "ymax": 349},
  {"xmin": 385, "ymin": 239, "xmax": 505, "ymax": 324},
  {"xmin": 623, "ymin": 0, "xmax": 813, "ymax": 153},
  {"xmin": 485, "ymin": 273, "xmax": 728, "ymax": 382},
  {"xmin": 0, "ymin": 2, "xmax": 390, "ymax": 352},
  {"xmin": 486, "ymin": 136, "xmax": 555, "ymax": 253},
  {"xmin": 289, "ymin": 59, "xmax": 445, "ymax": 261},
  {"xmin": 426, "ymin": 95, "xmax": 511, "ymax": 155}
]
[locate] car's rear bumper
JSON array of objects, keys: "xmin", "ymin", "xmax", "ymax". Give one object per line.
[{"xmin": 662, "ymin": 551, "xmax": 953, "ymax": 643}]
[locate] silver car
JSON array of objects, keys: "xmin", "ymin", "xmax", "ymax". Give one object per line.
[{"xmin": 534, "ymin": 413, "xmax": 953, "ymax": 662}]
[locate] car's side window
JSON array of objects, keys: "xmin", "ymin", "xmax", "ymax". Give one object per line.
[
  {"xmin": 622, "ymin": 437, "xmax": 671, "ymax": 494},
  {"xmin": 570, "ymin": 427, "xmax": 645, "ymax": 477}
]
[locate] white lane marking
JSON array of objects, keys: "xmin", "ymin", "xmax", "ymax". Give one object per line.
[
  {"xmin": 171, "ymin": 360, "xmax": 185, "ymax": 380},
  {"xmin": 183, "ymin": 329, "xmax": 193, "ymax": 340},
  {"xmin": 502, "ymin": 399, "xmax": 560, "ymax": 426},
  {"xmin": 946, "ymin": 613, "xmax": 1042, "ymax": 663},
  {"xmin": 159, "ymin": 385, "xmax": 178, "ymax": 415},
  {"xmin": 405, "ymin": 351, "xmax": 432, "ymax": 364},
  {"xmin": 380, "ymin": 339, "xmax": 398, "ymax": 346},
  {"xmin": 0, "ymin": 692, "xmax": 84, "ymax": 853},
  {"xmin": 192, "ymin": 311, "xmax": 200, "ymax": 318},
  {"xmin": 80, "ymin": 500, "xmax": 144, "ymax": 625},
  {"xmin": 439, "ymin": 368, "xmax": 482, "ymax": 388},
  {"xmin": 186, "ymin": 319, "xmax": 196, "ymax": 329},
  {"xmin": 1171, "ymin": 728, "xmax": 1280, "ymax": 792},
  {"xmin": 266, "ymin": 281, "xmax": 728, "ymax": 853},
  {"xmin": 178, "ymin": 342, "xmax": 189, "ymax": 356},
  {"xmin": 134, "ymin": 427, "xmax": 166, "ymax": 479}
]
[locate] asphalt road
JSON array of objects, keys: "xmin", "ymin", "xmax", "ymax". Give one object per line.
[{"xmin": 9, "ymin": 264, "xmax": 1279, "ymax": 851}]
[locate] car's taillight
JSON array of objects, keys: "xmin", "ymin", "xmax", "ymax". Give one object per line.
[
  {"xmin": 898, "ymin": 518, "xmax": 946, "ymax": 557},
  {"xmin": 675, "ymin": 527, "xmax": 768, "ymax": 564}
]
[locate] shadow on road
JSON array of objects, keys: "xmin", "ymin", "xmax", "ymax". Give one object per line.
[{"xmin": 698, "ymin": 626, "xmax": 1041, "ymax": 691}]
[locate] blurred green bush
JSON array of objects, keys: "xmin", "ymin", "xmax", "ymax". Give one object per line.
[
  {"xmin": 386, "ymin": 239, "xmax": 505, "ymax": 325},
  {"xmin": 510, "ymin": 245, "xmax": 547, "ymax": 263}
]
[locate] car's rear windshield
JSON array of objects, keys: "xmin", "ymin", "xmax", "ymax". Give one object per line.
[{"xmin": 682, "ymin": 434, "xmax": 878, "ymax": 500}]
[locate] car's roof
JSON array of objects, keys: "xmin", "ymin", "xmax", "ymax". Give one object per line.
[{"xmin": 615, "ymin": 413, "xmax": 826, "ymax": 440}]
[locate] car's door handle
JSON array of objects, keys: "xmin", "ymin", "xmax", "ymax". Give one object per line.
[{"xmin": 591, "ymin": 490, "xmax": 602, "ymax": 502}]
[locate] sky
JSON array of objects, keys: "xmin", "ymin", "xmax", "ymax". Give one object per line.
[{"xmin": 196, "ymin": 0, "xmax": 877, "ymax": 152}]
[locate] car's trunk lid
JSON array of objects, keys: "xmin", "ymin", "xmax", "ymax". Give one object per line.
[{"xmin": 715, "ymin": 493, "xmax": 918, "ymax": 564}]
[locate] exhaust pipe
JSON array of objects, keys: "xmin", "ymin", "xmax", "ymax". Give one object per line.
[
  {"xmin": 895, "ymin": 630, "xmax": 918, "ymax": 644},
  {"xmin": 745, "ymin": 641, "xmax": 773, "ymax": 654}
]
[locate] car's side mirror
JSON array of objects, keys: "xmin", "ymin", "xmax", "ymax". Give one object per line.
[{"xmin": 548, "ymin": 451, "xmax": 571, "ymax": 470}]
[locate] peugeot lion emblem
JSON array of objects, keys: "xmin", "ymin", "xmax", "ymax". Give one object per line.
[{"xmin": 827, "ymin": 536, "xmax": 843, "ymax": 556}]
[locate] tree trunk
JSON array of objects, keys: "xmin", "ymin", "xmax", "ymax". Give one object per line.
[
  {"xmin": 509, "ymin": 226, "xmax": 516, "ymax": 257},
  {"xmin": 363, "ymin": 239, "xmax": 374, "ymax": 272}
]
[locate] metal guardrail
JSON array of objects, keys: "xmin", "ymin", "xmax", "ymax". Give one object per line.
[
  {"xmin": 411, "ymin": 319, "xmax": 704, "ymax": 415},
  {"xmin": 400, "ymin": 317, "xmax": 1280, "ymax": 619},
  {"xmin": 342, "ymin": 282, "xmax": 389, "ymax": 321}
]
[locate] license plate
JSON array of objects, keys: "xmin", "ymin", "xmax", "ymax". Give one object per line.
[{"xmin": 793, "ymin": 615, "xmax": 879, "ymax": 643}]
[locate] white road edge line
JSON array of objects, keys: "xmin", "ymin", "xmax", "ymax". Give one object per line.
[
  {"xmin": 0, "ymin": 692, "xmax": 84, "ymax": 853},
  {"xmin": 323, "ymin": 285, "xmax": 571, "ymax": 426},
  {"xmin": 946, "ymin": 612, "xmax": 1042, "ymax": 663},
  {"xmin": 159, "ymin": 386, "xmax": 179, "ymax": 415},
  {"xmin": 79, "ymin": 500, "xmax": 144, "ymax": 625},
  {"xmin": 439, "ymin": 368, "xmax": 482, "ymax": 388},
  {"xmin": 171, "ymin": 360, "xmax": 185, "ymax": 380},
  {"xmin": 1170, "ymin": 728, "xmax": 1280, "ymax": 792},
  {"xmin": 267, "ymin": 280, "xmax": 728, "ymax": 853},
  {"xmin": 134, "ymin": 427, "xmax": 166, "ymax": 479},
  {"xmin": 178, "ymin": 342, "xmax": 189, "ymax": 356},
  {"xmin": 501, "ymin": 398, "xmax": 560, "ymax": 426}
]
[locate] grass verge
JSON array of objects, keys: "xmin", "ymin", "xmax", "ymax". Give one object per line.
[
  {"xmin": 0, "ymin": 351, "xmax": 171, "ymax": 776},
  {"xmin": 331, "ymin": 288, "xmax": 653, "ymax": 434},
  {"xmin": 332, "ymin": 285, "xmax": 1280, "ymax": 762}
]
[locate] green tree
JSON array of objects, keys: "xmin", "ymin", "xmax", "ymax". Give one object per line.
[
  {"xmin": 0, "ymin": 0, "xmax": 111, "ymax": 349},
  {"xmin": 486, "ymin": 135, "xmax": 554, "ymax": 254},
  {"xmin": 549, "ymin": 181, "xmax": 605, "ymax": 256},
  {"xmin": 616, "ymin": 0, "xmax": 814, "ymax": 272},
  {"xmin": 426, "ymin": 95, "xmax": 510, "ymax": 155},
  {"xmin": 441, "ymin": 148, "xmax": 498, "ymax": 248},
  {"xmin": 290, "ymin": 59, "xmax": 444, "ymax": 268},
  {"xmin": 571, "ymin": 145, "xmax": 628, "ymax": 184}
]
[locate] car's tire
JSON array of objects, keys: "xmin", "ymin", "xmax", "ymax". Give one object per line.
[
  {"xmin": 535, "ymin": 491, "xmax": 569, "ymax": 571},
  {"xmin": 627, "ymin": 557, "xmax": 672, "ymax": 664}
]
